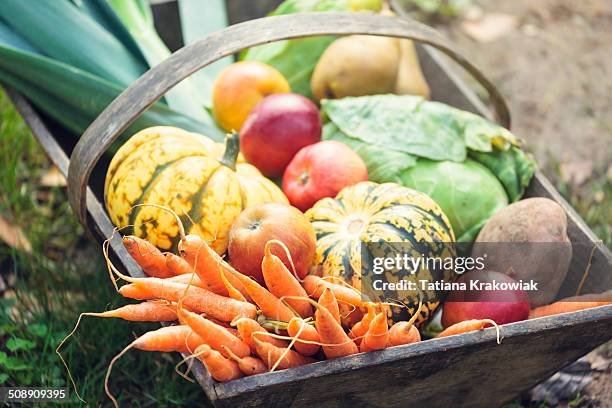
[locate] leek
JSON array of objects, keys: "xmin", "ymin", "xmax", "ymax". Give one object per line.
[
  {"xmin": 179, "ymin": 0, "xmax": 233, "ymax": 106},
  {"xmin": 107, "ymin": 0, "xmax": 213, "ymax": 123}
]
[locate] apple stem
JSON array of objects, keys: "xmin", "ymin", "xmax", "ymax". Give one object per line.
[{"xmin": 219, "ymin": 131, "xmax": 240, "ymax": 171}]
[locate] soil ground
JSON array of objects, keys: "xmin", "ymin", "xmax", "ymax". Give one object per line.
[
  {"xmin": 446, "ymin": 0, "xmax": 611, "ymax": 172},
  {"xmin": 441, "ymin": 1, "xmax": 611, "ymax": 406}
]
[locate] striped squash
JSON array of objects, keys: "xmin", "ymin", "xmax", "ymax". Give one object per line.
[
  {"xmin": 306, "ymin": 181, "xmax": 455, "ymax": 325},
  {"xmin": 105, "ymin": 126, "xmax": 287, "ymax": 254}
]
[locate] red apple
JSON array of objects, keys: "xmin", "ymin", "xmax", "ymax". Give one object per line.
[
  {"xmin": 239, "ymin": 93, "xmax": 322, "ymax": 178},
  {"xmin": 282, "ymin": 141, "xmax": 368, "ymax": 212},
  {"xmin": 228, "ymin": 203, "xmax": 316, "ymax": 283},
  {"xmin": 442, "ymin": 270, "xmax": 530, "ymax": 328}
]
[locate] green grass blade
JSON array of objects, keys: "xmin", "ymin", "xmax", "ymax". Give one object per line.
[
  {"xmin": 0, "ymin": 0, "xmax": 147, "ymax": 87},
  {"xmin": 107, "ymin": 0, "xmax": 215, "ymax": 124},
  {"xmin": 178, "ymin": 0, "xmax": 232, "ymax": 107},
  {"xmin": 0, "ymin": 45, "xmax": 224, "ymax": 142}
]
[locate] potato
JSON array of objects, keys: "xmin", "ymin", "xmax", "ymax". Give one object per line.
[{"xmin": 471, "ymin": 198, "xmax": 572, "ymax": 307}]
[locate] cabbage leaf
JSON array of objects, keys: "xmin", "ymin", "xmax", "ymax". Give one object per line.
[{"xmin": 321, "ymin": 95, "xmax": 536, "ymax": 241}]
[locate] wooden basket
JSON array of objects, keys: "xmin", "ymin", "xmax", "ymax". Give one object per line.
[{"xmin": 7, "ymin": 8, "xmax": 612, "ymax": 408}]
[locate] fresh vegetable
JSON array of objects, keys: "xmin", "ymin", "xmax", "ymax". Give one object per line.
[
  {"xmin": 253, "ymin": 337, "xmax": 316, "ymax": 370},
  {"xmin": 262, "ymin": 241, "xmax": 313, "ymax": 318},
  {"xmin": 105, "ymin": 129, "xmax": 287, "ymax": 253},
  {"xmin": 437, "ymin": 319, "xmax": 500, "ymax": 343},
  {"xmin": 529, "ymin": 291, "xmax": 612, "ymax": 319},
  {"xmin": 195, "ymin": 344, "xmax": 243, "ymax": 382},
  {"xmin": 318, "ymin": 285, "xmax": 341, "ymax": 324},
  {"xmin": 233, "ymin": 317, "xmax": 288, "ymax": 353},
  {"xmin": 303, "ymin": 275, "xmax": 364, "ymax": 308},
  {"xmin": 178, "ymin": 308, "xmax": 251, "ymax": 358},
  {"xmin": 472, "ymin": 198, "xmax": 572, "ymax": 307},
  {"xmin": 0, "ymin": 0, "xmax": 220, "ymax": 139},
  {"xmin": 399, "ymin": 159, "xmax": 508, "ymax": 241},
  {"xmin": 165, "ymin": 252, "xmax": 193, "ymax": 275},
  {"xmin": 306, "ymin": 181, "xmax": 455, "ymax": 324},
  {"xmin": 227, "ymin": 267, "xmax": 297, "ymax": 322},
  {"xmin": 321, "ymin": 95, "xmax": 536, "ymax": 241},
  {"xmin": 222, "ymin": 346, "xmax": 268, "ymax": 376},
  {"xmin": 228, "ymin": 203, "xmax": 316, "ymax": 283},
  {"xmin": 388, "ymin": 322, "xmax": 421, "ymax": 347},
  {"xmin": 90, "ymin": 301, "xmax": 178, "ymax": 322},
  {"xmin": 118, "ymin": 278, "xmax": 257, "ymax": 322},
  {"xmin": 359, "ymin": 313, "xmax": 389, "ymax": 352},
  {"xmin": 282, "ymin": 140, "xmax": 368, "ymax": 211},
  {"xmin": 241, "ymin": 0, "xmax": 350, "ymax": 99},
  {"xmin": 123, "ymin": 235, "xmax": 173, "ymax": 278},
  {"xmin": 107, "ymin": 0, "xmax": 208, "ymax": 121},
  {"xmin": 213, "ymin": 61, "xmax": 290, "ymax": 132},
  {"xmin": 131, "ymin": 325, "xmax": 205, "ymax": 353},
  {"xmin": 178, "ymin": 233, "xmax": 244, "ymax": 297},
  {"xmin": 349, "ymin": 303, "xmax": 376, "ymax": 345},
  {"xmin": 287, "ymin": 317, "xmax": 321, "ymax": 356},
  {"xmin": 442, "ymin": 270, "xmax": 530, "ymax": 328},
  {"xmin": 311, "ymin": 290, "xmax": 359, "ymax": 359},
  {"xmin": 311, "ymin": 35, "xmax": 429, "ymax": 101},
  {"xmin": 240, "ymin": 93, "xmax": 322, "ymax": 178}
]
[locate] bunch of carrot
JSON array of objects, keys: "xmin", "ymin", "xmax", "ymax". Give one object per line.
[{"xmin": 58, "ymin": 208, "xmax": 612, "ymax": 407}]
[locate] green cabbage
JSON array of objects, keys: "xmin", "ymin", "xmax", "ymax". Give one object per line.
[
  {"xmin": 321, "ymin": 95, "xmax": 536, "ymax": 242},
  {"xmin": 400, "ymin": 159, "xmax": 509, "ymax": 242}
]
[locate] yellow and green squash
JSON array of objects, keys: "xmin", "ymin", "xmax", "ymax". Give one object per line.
[
  {"xmin": 306, "ymin": 181, "xmax": 455, "ymax": 325},
  {"xmin": 105, "ymin": 126, "xmax": 287, "ymax": 254}
]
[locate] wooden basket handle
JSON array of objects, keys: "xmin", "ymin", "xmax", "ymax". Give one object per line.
[{"xmin": 68, "ymin": 11, "xmax": 510, "ymax": 225}]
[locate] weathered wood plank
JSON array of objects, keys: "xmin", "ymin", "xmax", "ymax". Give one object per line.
[{"xmin": 209, "ymin": 305, "xmax": 612, "ymax": 408}]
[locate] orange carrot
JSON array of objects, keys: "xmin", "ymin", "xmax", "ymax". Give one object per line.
[
  {"xmin": 165, "ymin": 252, "xmax": 193, "ymax": 275},
  {"xmin": 253, "ymin": 338, "xmax": 316, "ymax": 370},
  {"xmin": 104, "ymin": 326, "xmax": 205, "ymax": 407},
  {"xmin": 222, "ymin": 346, "xmax": 267, "ymax": 376},
  {"xmin": 437, "ymin": 319, "xmax": 500, "ymax": 343},
  {"xmin": 348, "ymin": 303, "xmax": 377, "ymax": 346},
  {"xmin": 233, "ymin": 317, "xmax": 288, "ymax": 353},
  {"xmin": 219, "ymin": 268, "xmax": 248, "ymax": 302},
  {"xmin": 178, "ymin": 234, "xmax": 247, "ymax": 298},
  {"xmin": 88, "ymin": 301, "xmax": 177, "ymax": 322},
  {"xmin": 318, "ymin": 286, "xmax": 340, "ymax": 324},
  {"xmin": 118, "ymin": 278, "xmax": 256, "ymax": 322},
  {"xmin": 132, "ymin": 325, "xmax": 205, "ymax": 353},
  {"xmin": 228, "ymin": 272, "xmax": 296, "ymax": 322},
  {"xmin": 303, "ymin": 275, "xmax": 364, "ymax": 307},
  {"xmin": 359, "ymin": 313, "xmax": 389, "ymax": 352},
  {"xmin": 312, "ymin": 289, "xmax": 358, "ymax": 359},
  {"xmin": 341, "ymin": 304, "xmax": 363, "ymax": 328},
  {"xmin": 388, "ymin": 300, "xmax": 422, "ymax": 347},
  {"xmin": 262, "ymin": 240, "xmax": 312, "ymax": 318},
  {"xmin": 388, "ymin": 322, "xmax": 420, "ymax": 347},
  {"xmin": 123, "ymin": 235, "xmax": 173, "ymax": 278},
  {"xmin": 166, "ymin": 273, "xmax": 206, "ymax": 288},
  {"xmin": 529, "ymin": 291, "xmax": 612, "ymax": 319},
  {"xmin": 195, "ymin": 344, "xmax": 243, "ymax": 382},
  {"xmin": 178, "ymin": 308, "xmax": 250, "ymax": 358},
  {"xmin": 287, "ymin": 317, "xmax": 321, "ymax": 356}
]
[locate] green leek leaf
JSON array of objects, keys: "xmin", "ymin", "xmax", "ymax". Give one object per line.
[
  {"xmin": 108, "ymin": 0, "xmax": 215, "ymax": 125},
  {"xmin": 69, "ymin": 0, "xmax": 146, "ymax": 64},
  {"xmin": 0, "ymin": 0, "xmax": 146, "ymax": 87},
  {"xmin": 0, "ymin": 44, "xmax": 224, "ymax": 144}
]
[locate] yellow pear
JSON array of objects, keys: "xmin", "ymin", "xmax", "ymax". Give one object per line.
[{"xmin": 311, "ymin": 35, "xmax": 430, "ymax": 101}]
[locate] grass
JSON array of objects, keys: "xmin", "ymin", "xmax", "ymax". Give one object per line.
[{"xmin": 0, "ymin": 89, "xmax": 204, "ymax": 406}]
